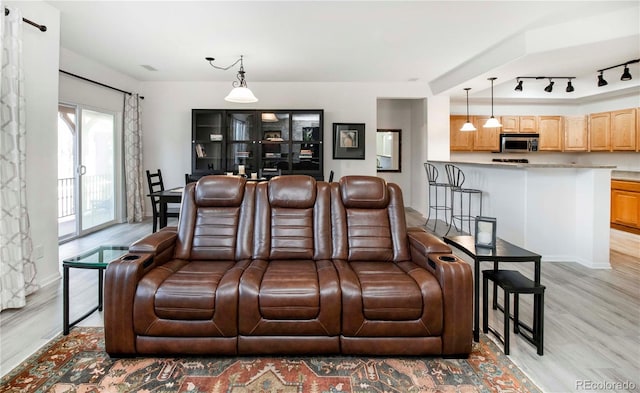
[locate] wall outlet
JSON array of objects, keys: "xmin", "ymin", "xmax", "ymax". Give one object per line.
[{"xmin": 34, "ymin": 245, "xmax": 44, "ymax": 260}]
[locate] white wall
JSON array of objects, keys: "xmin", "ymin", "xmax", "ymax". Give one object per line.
[
  {"xmin": 5, "ymin": 1, "xmax": 60, "ymax": 286},
  {"xmin": 139, "ymin": 81, "xmax": 431, "ymax": 212}
]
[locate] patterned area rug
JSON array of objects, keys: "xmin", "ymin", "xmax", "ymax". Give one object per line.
[{"xmin": 1, "ymin": 327, "xmax": 540, "ymax": 392}]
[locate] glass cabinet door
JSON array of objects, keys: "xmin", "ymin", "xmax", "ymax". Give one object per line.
[{"xmin": 192, "ymin": 110, "xmax": 224, "ymax": 174}]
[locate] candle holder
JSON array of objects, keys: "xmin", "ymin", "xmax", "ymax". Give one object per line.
[{"xmin": 475, "ymin": 216, "xmax": 497, "ymax": 249}]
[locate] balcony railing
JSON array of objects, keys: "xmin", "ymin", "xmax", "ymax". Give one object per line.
[{"xmin": 58, "ymin": 175, "xmax": 112, "ymax": 219}]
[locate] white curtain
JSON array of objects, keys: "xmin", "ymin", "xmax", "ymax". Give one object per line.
[
  {"xmin": 123, "ymin": 94, "xmax": 145, "ymax": 222},
  {"xmin": 0, "ymin": 5, "xmax": 38, "ymax": 311}
]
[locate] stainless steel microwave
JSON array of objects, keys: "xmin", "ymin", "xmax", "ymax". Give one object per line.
[{"xmin": 500, "ymin": 133, "xmax": 539, "ymax": 153}]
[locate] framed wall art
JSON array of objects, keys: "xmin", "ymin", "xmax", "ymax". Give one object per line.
[{"xmin": 333, "ymin": 123, "xmax": 365, "ymax": 159}]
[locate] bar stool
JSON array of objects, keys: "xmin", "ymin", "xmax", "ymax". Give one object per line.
[
  {"xmin": 423, "ymin": 163, "xmax": 452, "ymax": 233},
  {"xmin": 482, "ymin": 269, "xmax": 545, "ymax": 356},
  {"xmin": 444, "ymin": 164, "xmax": 483, "ymax": 235}
]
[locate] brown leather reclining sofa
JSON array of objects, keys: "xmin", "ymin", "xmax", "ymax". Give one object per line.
[{"xmin": 104, "ymin": 175, "xmax": 472, "ymax": 357}]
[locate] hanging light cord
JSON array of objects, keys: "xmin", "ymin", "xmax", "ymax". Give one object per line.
[
  {"xmin": 205, "ymin": 55, "xmax": 249, "ymax": 87},
  {"xmin": 465, "ymin": 88, "xmax": 471, "ymax": 122}
]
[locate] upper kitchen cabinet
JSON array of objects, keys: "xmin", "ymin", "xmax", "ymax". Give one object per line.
[
  {"xmin": 538, "ymin": 116, "xmax": 563, "ymax": 151},
  {"xmin": 589, "ymin": 108, "xmax": 637, "ymax": 152},
  {"xmin": 450, "ymin": 115, "xmax": 475, "ymax": 151},
  {"xmin": 610, "ymin": 108, "xmax": 636, "ymax": 151},
  {"xmin": 564, "ymin": 115, "xmax": 588, "ymax": 151},
  {"xmin": 500, "ymin": 116, "xmax": 537, "ymax": 133},
  {"xmin": 589, "ymin": 112, "xmax": 611, "ymax": 151},
  {"xmin": 472, "ymin": 116, "xmax": 501, "ymax": 151}
]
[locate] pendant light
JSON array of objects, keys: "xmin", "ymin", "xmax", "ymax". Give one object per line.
[
  {"xmin": 206, "ymin": 55, "xmax": 258, "ymax": 103},
  {"xmin": 483, "ymin": 77, "xmax": 501, "ymax": 128},
  {"xmin": 460, "ymin": 88, "xmax": 476, "ymax": 131}
]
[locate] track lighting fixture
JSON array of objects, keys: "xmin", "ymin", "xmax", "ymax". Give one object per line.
[
  {"xmin": 460, "ymin": 88, "xmax": 476, "ymax": 132},
  {"xmin": 205, "ymin": 55, "xmax": 258, "ymax": 103},
  {"xmin": 596, "ymin": 59, "xmax": 639, "ymax": 86},
  {"xmin": 597, "ymin": 72, "xmax": 608, "ymax": 87},
  {"xmin": 483, "ymin": 77, "xmax": 501, "ymax": 128},
  {"xmin": 514, "ymin": 76, "xmax": 576, "ymax": 93},
  {"xmin": 566, "ymin": 79, "xmax": 575, "ymax": 92},
  {"xmin": 514, "ymin": 79, "xmax": 523, "ymax": 91}
]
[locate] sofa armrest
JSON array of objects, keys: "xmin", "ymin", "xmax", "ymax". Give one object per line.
[
  {"xmin": 104, "ymin": 252, "xmax": 155, "ymax": 356},
  {"xmin": 407, "ymin": 228, "xmax": 451, "ymax": 260},
  {"xmin": 425, "ymin": 253, "xmax": 473, "ymax": 355},
  {"xmin": 407, "ymin": 228, "xmax": 472, "ymax": 355},
  {"xmin": 128, "ymin": 229, "xmax": 177, "ymax": 266}
]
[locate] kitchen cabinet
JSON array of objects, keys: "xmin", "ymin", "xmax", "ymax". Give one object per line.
[
  {"xmin": 472, "ymin": 116, "xmax": 501, "ymax": 151},
  {"xmin": 610, "ymin": 108, "xmax": 636, "ymax": 151},
  {"xmin": 538, "ymin": 116, "xmax": 563, "ymax": 151},
  {"xmin": 589, "ymin": 112, "xmax": 611, "ymax": 151},
  {"xmin": 450, "ymin": 115, "xmax": 475, "ymax": 151},
  {"xmin": 564, "ymin": 115, "xmax": 588, "ymax": 151},
  {"xmin": 611, "ymin": 180, "xmax": 640, "ymax": 235},
  {"xmin": 500, "ymin": 116, "xmax": 537, "ymax": 133},
  {"xmin": 192, "ymin": 109, "xmax": 324, "ymax": 179}
]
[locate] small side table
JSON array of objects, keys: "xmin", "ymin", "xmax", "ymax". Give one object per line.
[{"xmin": 62, "ymin": 245, "xmax": 128, "ymax": 335}]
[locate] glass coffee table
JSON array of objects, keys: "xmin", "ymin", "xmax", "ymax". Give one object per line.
[{"xmin": 62, "ymin": 245, "xmax": 129, "ymax": 335}]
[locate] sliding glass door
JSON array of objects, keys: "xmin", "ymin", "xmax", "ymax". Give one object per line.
[{"xmin": 58, "ymin": 104, "xmax": 121, "ymax": 241}]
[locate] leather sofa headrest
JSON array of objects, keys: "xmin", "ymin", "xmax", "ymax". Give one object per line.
[
  {"xmin": 269, "ymin": 175, "xmax": 317, "ymax": 208},
  {"xmin": 340, "ymin": 176, "xmax": 389, "ymax": 208},
  {"xmin": 195, "ymin": 175, "xmax": 245, "ymax": 207}
]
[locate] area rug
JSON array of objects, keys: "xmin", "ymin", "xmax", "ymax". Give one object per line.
[{"xmin": 1, "ymin": 327, "xmax": 541, "ymax": 392}]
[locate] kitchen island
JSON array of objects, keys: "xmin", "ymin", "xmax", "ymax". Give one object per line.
[{"xmin": 429, "ymin": 160, "xmax": 615, "ymax": 269}]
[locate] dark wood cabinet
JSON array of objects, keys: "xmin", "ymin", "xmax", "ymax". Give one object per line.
[{"xmin": 192, "ymin": 109, "xmax": 324, "ymax": 180}]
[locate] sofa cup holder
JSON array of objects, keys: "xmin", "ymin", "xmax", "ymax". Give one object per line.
[
  {"xmin": 438, "ymin": 255, "xmax": 457, "ymax": 263},
  {"xmin": 121, "ymin": 254, "xmax": 140, "ymax": 261}
]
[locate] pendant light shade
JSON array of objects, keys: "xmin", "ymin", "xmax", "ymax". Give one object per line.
[
  {"xmin": 225, "ymin": 87, "xmax": 258, "ymax": 103},
  {"xmin": 460, "ymin": 87, "xmax": 476, "ymax": 132},
  {"xmin": 483, "ymin": 77, "xmax": 502, "ymax": 128},
  {"xmin": 206, "ymin": 55, "xmax": 258, "ymax": 103}
]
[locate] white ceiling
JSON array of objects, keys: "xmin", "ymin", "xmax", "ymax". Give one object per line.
[{"xmin": 48, "ymin": 1, "xmax": 640, "ymax": 101}]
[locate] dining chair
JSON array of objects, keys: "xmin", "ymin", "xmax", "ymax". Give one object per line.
[{"xmin": 146, "ymin": 169, "xmax": 180, "ymax": 232}]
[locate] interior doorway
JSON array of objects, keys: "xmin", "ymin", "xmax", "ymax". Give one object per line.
[{"xmin": 57, "ymin": 103, "xmax": 121, "ymax": 242}]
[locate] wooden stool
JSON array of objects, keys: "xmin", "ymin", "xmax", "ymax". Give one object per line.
[{"xmin": 482, "ymin": 269, "xmax": 545, "ymax": 356}]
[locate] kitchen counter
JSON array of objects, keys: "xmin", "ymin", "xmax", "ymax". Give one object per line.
[
  {"xmin": 429, "ymin": 159, "xmax": 616, "ymax": 169},
  {"xmin": 612, "ymin": 170, "xmax": 640, "ymax": 182},
  {"xmin": 426, "ymin": 160, "xmax": 612, "ymax": 269}
]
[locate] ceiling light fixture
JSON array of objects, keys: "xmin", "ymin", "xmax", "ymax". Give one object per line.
[
  {"xmin": 514, "ymin": 76, "xmax": 576, "ymax": 93},
  {"xmin": 566, "ymin": 79, "xmax": 575, "ymax": 93},
  {"xmin": 460, "ymin": 88, "xmax": 477, "ymax": 132},
  {"xmin": 514, "ymin": 79, "xmax": 523, "ymax": 91},
  {"xmin": 205, "ymin": 55, "xmax": 258, "ymax": 103},
  {"xmin": 483, "ymin": 77, "xmax": 501, "ymax": 128},
  {"xmin": 261, "ymin": 113, "xmax": 278, "ymax": 122},
  {"xmin": 597, "ymin": 71, "xmax": 608, "ymax": 87},
  {"xmin": 596, "ymin": 58, "xmax": 639, "ymax": 86}
]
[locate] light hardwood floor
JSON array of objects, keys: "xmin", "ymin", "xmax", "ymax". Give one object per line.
[{"xmin": 1, "ymin": 213, "xmax": 638, "ymax": 393}]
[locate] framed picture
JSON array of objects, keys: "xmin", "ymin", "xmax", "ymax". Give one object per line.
[
  {"xmin": 475, "ymin": 216, "xmax": 497, "ymax": 249},
  {"xmin": 302, "ymin": 126, "xmax": 319, "ymax": 141},
  {"xmin": 333, "ymin": 123, "xmax": 365, "ymax": 159}
]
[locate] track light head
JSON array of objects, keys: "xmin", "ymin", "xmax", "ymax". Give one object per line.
[
  {"xmin": 566, "ymin": 79, "xmax": 575, "ymax": 93},
  {"xmin": 544, "ymin": 79, "xmax": 554, "ymax": 93},
  {"xmin": 597, "ymin": 72, "xmax": 608, "ymax": 87},
  {"xmin": 514, "ymin": 79, "xmax": 523, "ymax": 91},
  {"xmin": 621, "ymin": 66, "xmax": 632, "ymax": 81}
]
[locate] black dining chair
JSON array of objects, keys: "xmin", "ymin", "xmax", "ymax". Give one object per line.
[{"xmin": 146, "ymin": 169, "xmax": 180, "ymax": 233}]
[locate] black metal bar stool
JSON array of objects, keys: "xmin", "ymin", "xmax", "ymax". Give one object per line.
[
  {"xmin": 423, "ymin": 163, "xmax": 452, "ymax": 233},
  {"xmin": 444, "ymin": 164, "xmax": 483, "ymax": 235},
  {"xmin": 482, "ymin": 269, "xmax": 545, "ymax": 356}
]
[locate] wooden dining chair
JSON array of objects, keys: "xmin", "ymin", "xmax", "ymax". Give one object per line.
[{"xmin": 146, "ymin": 169, "xmax": 180, "ymax": 232}]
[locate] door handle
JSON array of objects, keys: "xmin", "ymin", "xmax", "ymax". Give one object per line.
[{"xmin": 78, "ymin": 165, "xmax": 87, "ymax": 175}]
